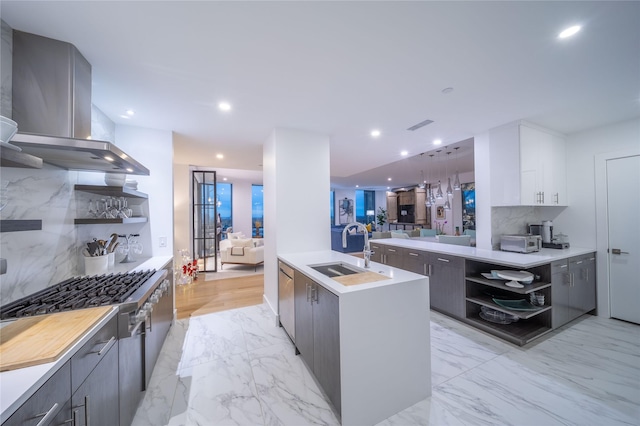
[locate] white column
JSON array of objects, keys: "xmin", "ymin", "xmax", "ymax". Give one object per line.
[
  {"xmin": 474, "ymin": 131, "xmax": 492, "ymax": 249},
  {"xmin": 263, "ymin": 128, "xmax": 331, "ymax": 314}
]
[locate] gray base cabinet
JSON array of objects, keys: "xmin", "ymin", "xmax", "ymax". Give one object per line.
[
  {"xmin": 428, "ymin": 253, "xmax": 465, "ymax": 318},
  {"xmin": 4, "ymin": 362, "xmax": 72, "ymax": 426},
  {"xmin": 294, "ymin": 271, "xmax": 341, "ymax": 414},
  {"xmin": 71, "ymin": 341, "xmax": 119, "ymax": 426},
  {"xmin": 552, "ymin": 254, "xmax": 596, "ymax": 328}
]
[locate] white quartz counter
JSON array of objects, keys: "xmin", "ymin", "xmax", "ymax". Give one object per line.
[
  {"xmin": 0, "ymin": 307, "xmax": 119, "ymax": 423},
  {"xmin": 278, "ymin": 250, "xmax": 425, "ymax": 295},
  {"xmin": 371, "ymin": 238, "xmax": 595, "ymax": 268}
]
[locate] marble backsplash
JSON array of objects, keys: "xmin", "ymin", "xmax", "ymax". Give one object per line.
[{"xmin": 490, "ymin": 206, "xmax": 567, "ymax": 249}]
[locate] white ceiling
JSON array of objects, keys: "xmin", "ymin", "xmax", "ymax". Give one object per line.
[{"xmin": 2, "ymin": 1, "xmax": 639, "ymax": 190}]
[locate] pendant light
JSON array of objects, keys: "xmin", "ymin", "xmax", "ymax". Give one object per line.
[
  {"xmin": 435, "ymin": 150, "xmax": 443, "ymax": 199},
  {"xmin": 446, "ymin": 150, "xmax": 453, "ymax": 196},
  {"xmin": 453, "ymin": 146, "xmax": 461, "ymax": 190}
]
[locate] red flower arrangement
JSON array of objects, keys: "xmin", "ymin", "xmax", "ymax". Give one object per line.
[{"xmin": 182, "ymin": 259, "xmax": 199, "ymax": 280}]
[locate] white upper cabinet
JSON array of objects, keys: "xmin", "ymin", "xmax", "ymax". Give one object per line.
[{"xmin": 490, "ymin": 121, "xmax": 567, "ymax": 207}]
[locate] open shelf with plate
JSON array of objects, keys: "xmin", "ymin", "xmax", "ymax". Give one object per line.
[
  {"xmin": 74, "ymin": 185, "xmax": 148, "ymax": 225},
  {"xmin": 464, "ymin": 259, "xmax": 553, "ymax": 346}
]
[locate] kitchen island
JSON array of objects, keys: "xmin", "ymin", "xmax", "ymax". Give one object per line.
[
  {"xmin": 278, "ymin": 250, "xmax": 430, "ymax": 426},
  {"xmin": 369, "ymin": 238, "xmax": 597, "ymax": 345}
]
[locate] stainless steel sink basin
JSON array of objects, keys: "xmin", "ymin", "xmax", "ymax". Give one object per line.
[{"xmin": 309, "ymin": 262, "xmax": 364, "ymax": 278}]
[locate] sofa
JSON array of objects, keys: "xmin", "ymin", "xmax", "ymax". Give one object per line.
[
  {"xmin": 219, "ymin": 236, "xmax": 264, "ymax": 270},
  {"xmin": 330, "ymin": 225, "xmax": 371, "ymax": 253}
]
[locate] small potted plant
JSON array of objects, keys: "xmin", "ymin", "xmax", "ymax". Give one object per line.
[{"xmin": 376, "ymin": 207, "xmax": 387, "ymax": 231}]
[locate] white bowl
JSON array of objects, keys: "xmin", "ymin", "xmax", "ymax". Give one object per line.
[
  {"xmin": 0, "ymin": 115, "xmax": 18, "ymax": 143},
  {"xmin": 104, "ymin": 173, "xmax": 127, "ymax": 186}
]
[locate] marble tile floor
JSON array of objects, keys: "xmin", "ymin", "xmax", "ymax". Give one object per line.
[{"xmin": 131, "ymin": 304, "xmax": 639, "ymax": 426}]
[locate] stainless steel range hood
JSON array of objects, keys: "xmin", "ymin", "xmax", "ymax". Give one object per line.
[
  {"xmin": 9, "ymin": 30, "xmax": 150, "ymax": 176},
  {"xmin": 10, "ymin": 133, "xmax": 150, "ymax": 175}
]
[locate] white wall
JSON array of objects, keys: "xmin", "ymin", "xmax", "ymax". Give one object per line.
[
  {"xmin": 474, "ymin": 132, "xmax": 492, "ymax": 249},
  {"xmin": 554, "ymin": 118, "xmax": 640, "ymax": 247},
  {"xmin": 264, "ymin": 128, "xmax": 331, "ymax": 316},
  {"xmin": 112, "ymin": 125, "xmax": 174, "ymax": 257}
]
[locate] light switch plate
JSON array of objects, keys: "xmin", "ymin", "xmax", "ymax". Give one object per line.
[{"xmin": 159, "ymin": 236, "xmax": 167, "ymax": 248}]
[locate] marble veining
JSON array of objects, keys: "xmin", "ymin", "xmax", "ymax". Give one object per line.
[{"xmin": 132, "ymin": 305, "xmax": 640, "ymax": 426}]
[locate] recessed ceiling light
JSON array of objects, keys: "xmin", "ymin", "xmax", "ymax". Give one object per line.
[
  {"xmin": 120, "ymin": 115, "xmax": 130, "ymax": 119},
  {"xmin": 356, "ymin": 185, "xmax": 360, "ymax": 188},
  {"xmin": 558, "ymin": 25, "xmax": 581, "ymax": 39},
  {"xmin": 387, "ymin": 177, "xmax": 392, "ymax": 181},
  {"xmin": 126, "ymin": 168, "xmax": 133, "ymax": 172},
  {"xmin": 441, "ymin": 87, "xmax": 454, "ymax": 94},
  {"xmin": 223, "ymin": 177, "xmax": 228, "ymax": 181},
  {"xmin": 434, "ymin": 139, "xmax": 442, "ymax": 145},
  {"xmin": 126, "ymin": 109, "xmax": 135, "ymax": 116},
  {"xmin": 216, "ymin": 154, "xmax": 224, "ymax": 159},
  {"xmin": 371, "ymin": 129, "xmax": 381, "ymax": 138},
  {"xmin": 104, "ymin": 156, "xmax": 114, "ymax": 162},
  {"xmin": 401, "ymin": 150, "xmax": 409, "ymax": 156},
  {"xmin": 218, "ymin": 101, "xmax": 232, "ymax": 111}
]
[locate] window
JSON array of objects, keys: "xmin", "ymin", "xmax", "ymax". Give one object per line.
[
  {"xmin": 217, "ymin": 182, "xmax": 232, "ymax": 236},
  {"xmin": 330, "ymin": 191, "xmax": 335, "ymax": 226},
  {"xmin": 355, "ymin": 190, "xmax": 375, "ymax": 224},
  {"xmin": 252, "ymin": 184, "xmax": 264, "ymax": 237}
]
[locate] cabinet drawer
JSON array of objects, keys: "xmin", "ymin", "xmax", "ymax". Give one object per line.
[
  {"xmin": 430, "ymin": 253, "xmax": 464, "ymax": 269},
  {"xmin": 551, "ymin": 260, "xmax": 568, "ymax": 275},
  {"xmin": 4, "ymin": 362, "xmax": 71, "ymax": 426},
  {"xmin": 71, "ymin": 315, "xmax": 117, "ymax": 394}
]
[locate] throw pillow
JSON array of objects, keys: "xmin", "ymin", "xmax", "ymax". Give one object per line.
[
  {"xmin": 230, "ymin": 238, "xmax": 253, "ymax": 248},
  {"xmin": 366, "ymin": 223, "xmax": 372, "ymax": 232}
]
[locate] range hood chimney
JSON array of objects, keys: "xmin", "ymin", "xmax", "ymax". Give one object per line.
[{"xmin": 9, "ymin": 30, "xmax": 149, "ymax": 176}]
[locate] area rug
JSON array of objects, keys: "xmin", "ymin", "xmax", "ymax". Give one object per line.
[{"xmin": 202, "ymin": 260, "xmax": 264, "ymax": 281}]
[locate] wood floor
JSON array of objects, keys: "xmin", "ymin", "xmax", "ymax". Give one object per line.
[{"xmin": 175, "ymin": 274, "xmax": 264, "ymax": 319}]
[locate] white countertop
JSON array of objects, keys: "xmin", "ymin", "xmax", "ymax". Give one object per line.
[
  {"xmin": 278, "ymin": 250, "xmax": 426, "ymax": 295},
  {"xmin": 0, "ymin": 307, "xmax": 119, "ymax": 423},
  {"xmin": 370, "ymin": 238, "xmax": 595, "ymax": 268}
]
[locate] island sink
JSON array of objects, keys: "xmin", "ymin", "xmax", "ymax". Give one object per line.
[{"xmin": 309, "ymin": 262, "xmax": 364, "ymax": 278}]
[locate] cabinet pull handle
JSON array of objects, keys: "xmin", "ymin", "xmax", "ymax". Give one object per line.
[
  {"xmin": 436, "ymin": 258, "xmax": 449, "ymax": 263},
  {"xmin": 423, "ymin": 263, "xmax": 426, "ymax": 275},
  {"xmin": 576, "ymin": 260, "xmax": 583, "ymax": 265},
  {"xmin": 312, "ymin": 286, "xmax": 318, "ymax": 304},
  {"xmin": 559, "ymin": 264, "xmax": 568, "ymax": 269},
  {"xmin": 90, "ymin": 336, "xmax": 116, "ymax": 356},
  {"xmin": 542, "ymin": 192, "xmax": 545, "ymax": 204},
  {"xmin": 554, "ymin": 193, "xmax": 559, "ymax": 204},
  {"xmin": 409, "ymin": 252, "xmax": 418, "ymax": 257},
  {"xmin": 428, "ymin": 264, "xmax": 433, "ymax": 276},
  {"xmin": 35, "ymin": 403, "xmax": 60, "ymax": 426},
  {"xmin": 388, "ymin": 249, "xmax": 396, "ymax": 252},
  {"xmin": 589, "ymin": 257, "xmax": 595, "ymax": 261},
  {"xmin": 306, "ymin": 283, "xmax": 311, "ymax": 302},
  {"xmin": 85, "ymin": 395, "xmax": 90, "ymax": 426}
]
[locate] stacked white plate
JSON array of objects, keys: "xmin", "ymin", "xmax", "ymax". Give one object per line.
[
  {"xmin": 124, "ymin": 179, "xmax": 138, "ymax": 190},
  {"xmin": 0, "ymin": 115, "xmax": 21, "ymax": 151}
]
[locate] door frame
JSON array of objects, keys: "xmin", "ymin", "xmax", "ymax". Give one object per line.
[
  {"xmin": 191, "ymin": 169, "xmax": 219, "ymax": 272},
  {"xmin": 594, "ymin": 148, "xmax": 640, "ymax": 318}
]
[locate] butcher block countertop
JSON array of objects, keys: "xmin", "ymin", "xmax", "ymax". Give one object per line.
[
  {"xmin": 0, "ymin": 306, "xmax": 113, "ymax": 372},
  {"xmin": 0, "ymin": 306, "xmax": 118, "ymax": 423},
  {"xmin": 333, "ymin": 271, "xmax": 390, "ymax": 286}
]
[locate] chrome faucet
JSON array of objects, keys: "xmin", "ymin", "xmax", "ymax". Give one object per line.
[{"xmin": 342, "ymin": 222, "xmax": 372, "ymax": 268}]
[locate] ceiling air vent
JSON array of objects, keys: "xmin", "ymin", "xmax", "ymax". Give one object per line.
[{"xmin": 407, "ymin": 119, "xmax": 434, "ymax": 131}]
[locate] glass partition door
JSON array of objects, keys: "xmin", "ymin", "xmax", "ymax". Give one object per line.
[{"xmin": 192, "ymin": 171, "xmax": 218, "ymax": 272}]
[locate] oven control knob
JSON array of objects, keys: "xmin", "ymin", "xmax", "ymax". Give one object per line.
[
  {"xmin": 160, "ymin": 280, "xmax": 169, "ymax": 293},
  {"xmin": 150, "ymin": 294, "xmax": 160, "ymax": 304},
  {"xmin": 135, "ymin": 310, "xmax": 147, "ymax": 323},
  {"xmin": 143, "ymin": 302, "xmax": 153, "ymax": 313}
]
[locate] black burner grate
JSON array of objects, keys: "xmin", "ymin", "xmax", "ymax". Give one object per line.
[{"xmin": 0, "ymin": 270, "xmax": 156, "ymax": 319}]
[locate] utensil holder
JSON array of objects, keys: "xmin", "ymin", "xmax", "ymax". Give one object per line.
[
  {"xmin": 107, "ymin": 252, "xmax": 115, "ymax": 268},
  {"xmin": 84, "ymin": 254, "xmax": 108, "ymax": 276}
]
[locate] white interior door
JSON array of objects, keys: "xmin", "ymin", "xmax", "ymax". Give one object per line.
[{"xmin": 607, "ymin": 155, "xmax": 640, "ymax": 324}]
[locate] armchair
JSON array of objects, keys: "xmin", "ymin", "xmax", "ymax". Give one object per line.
[{"xmin": 219, "ymin": 238, "xmax": 264, "ymax": 270}]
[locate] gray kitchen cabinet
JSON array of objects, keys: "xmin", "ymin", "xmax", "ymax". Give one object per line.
[
  {"xmin": 3, "ymin": 362, "xmax": 72, "ymax": 426},
  {"xmin": 427, "ymin": 252, "xmax": 465, "ymax": 318},
  {"xmin": 403, "ymin": 248, "xmax": 427, "ymax": 275},
  {"xmin": 294, "ymin": 271, "xmax": 341, "ymax": 414},
  {"xmin": 71, "ymin": 340, "xmax": 119, "ymax": 426},
  {"xmin": 371, "ymin": 244, "xmax": 404, "ymax": 268},
  {"xmin": 552, "ymin": 253, "xmax": 596, "ymax": 328}
]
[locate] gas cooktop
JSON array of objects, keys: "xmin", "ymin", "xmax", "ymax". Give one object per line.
[{"xmin": 0, "ymin": 270, "xmax": 156, "ymax": 319}]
